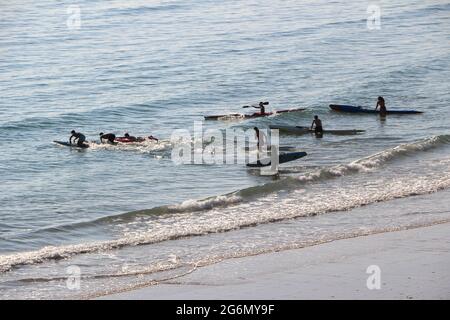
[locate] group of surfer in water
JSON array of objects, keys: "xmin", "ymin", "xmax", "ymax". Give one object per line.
[
  {"xmin": 251, "ymin": 97, "xmax": 385, "ymax": 117},
  {"xmin": 252, "ymin": 96, "xmax": 387, "ymax": 147},
  {"xmin": 69, "ymin": 130, "xmax": 158, "ymax": 148},
  {"xmin": 68, "ymin": 97, "xmax": 387, "ymax": 148}
]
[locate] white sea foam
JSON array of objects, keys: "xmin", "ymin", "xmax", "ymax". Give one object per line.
[{"xmin": 168, "ymin": 195, "xmax": 243, "ymax": 212}]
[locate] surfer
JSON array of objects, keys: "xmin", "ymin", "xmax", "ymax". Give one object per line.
[
  {"xmin": 123, "ymin": 133, "xmax": 138, "ymax": 142},
  {"xmin": 375, "ymin": 96, "xmax": 387, "ymax": 116},
  {"xmin": 311, "ymin": 115, "xmax": 323, "ymax": 135},
  {"xmin": 116, "ymin": 133, "xmax": 149, "ymax": 143},
  {"xmin": 99, "ymin": 132, "xmax": 116, "ymax": 144},
  {"xmin": 69, "ymin": 130, "xmax": 87, "ymax": 147},
  {"xmin": 148, "ymin": 135, "xmax": 159, "ymax": 142}
]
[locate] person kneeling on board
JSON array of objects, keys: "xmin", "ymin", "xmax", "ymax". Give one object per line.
[
  {"xmin": 311, "ymin": 115, "xmax": 323, "ymax": 135},
  {"xmin": 99, "ymin": 132, "xmax": 116, "ymax": 144},
  {"xmin": 70, "ymin": 130, "xmax": 87, "ymax": 147}
]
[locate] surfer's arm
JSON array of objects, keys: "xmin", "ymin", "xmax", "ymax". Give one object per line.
[
  {"xmin": 311, "ymin": 120, "xmax": 315, "ymax": 130},
  {"xmin": 69, "ymin": 135, "xmax": 74, "ymax": 143},
  {"xmin": 375, "ymin": 102, "xmax": 379, "ymax": 110}
]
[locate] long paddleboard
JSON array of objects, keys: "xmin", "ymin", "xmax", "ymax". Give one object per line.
[
  {"xmin": 205, "ymin": 108, "xmax": 305, "ymax": 120},
  {"xmin": 244, "ymin": 146, "xmax": 298, "ymax": 152},
  {"xmin": 269, "ymin": 125, "xmax": 365, "ymax": 135},
  {"xmin": 53, "ymin": 141, "xmax": 89, "ymax": 149},
  {"xmin": 329, "ymin": 104, "xmax": 423, "ymax": 114},
  {"xmin": 246, "ymin": 151, "xmax": 307, "ymax": 168}
]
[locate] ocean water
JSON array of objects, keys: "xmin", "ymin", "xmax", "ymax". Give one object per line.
[{"xmin": 1, "ymin": 0, "xmax": 449, "ymax": 299}]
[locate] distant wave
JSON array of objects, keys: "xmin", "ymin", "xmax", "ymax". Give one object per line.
[
  {"xmin": 0, "ymin": 102, "xmax": 168, "ymax": 132},
  {"xmin": 104, "ymin": 1, "xmax": 187, "ymax": 18}
]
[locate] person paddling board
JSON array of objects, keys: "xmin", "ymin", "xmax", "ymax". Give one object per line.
[
  {"xmin": 99, "ymin": 132, "xmax": 116, "ymax": 144},
  {"xmin": 69, "ymin": 130, "xmax": 87, "ymax": 147}
]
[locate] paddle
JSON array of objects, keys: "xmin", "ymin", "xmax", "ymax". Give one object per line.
[{"xmin": 242, "ymin": 102, "xmax": 269, "ymax": 108}]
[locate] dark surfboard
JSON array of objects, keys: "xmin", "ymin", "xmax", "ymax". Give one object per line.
[
  {"xmin": 53, "ymin": 141, "xmax": 89, "ymax": 149},
  {"xmin": 246, "ymin": 151, "xmax": 307, "ymax": 168},
  {"xmin": 329, "ymin": 104, "xmax": 422, "ymax": 114}
]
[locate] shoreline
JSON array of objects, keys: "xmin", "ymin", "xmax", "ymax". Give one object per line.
[{"xmin": 99, "ymin": 222, "xmax": 450, "ymax": 300}]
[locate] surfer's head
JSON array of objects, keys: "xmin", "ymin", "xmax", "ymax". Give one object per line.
[
  {"xmin": 378, "ymin": 96, "xmax": 384, "ymax": 102},
  {"xmin": 99, "ymin": 132, "xmax": 104, "ymax": 136},
  {"xmin": 314, "ymin": 115, "xmax": 319, "ymax": 119},
  {"xmin": 124, "ymin": 133, "xmax": 130, "ymax": 137},
  {"xmin": 71, "ymin": 130, "xmax": 76, "ymax": 134}
]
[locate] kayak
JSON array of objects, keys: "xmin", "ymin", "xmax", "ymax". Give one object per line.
[
  {"xmin": 205, "ymin": 108, "xmax": 305, "ymax": 120},
  {"xmin": 53, "ymin": 141, "xmax": 89, "ymax": 149},
  {"xmin": 329, "ymin": 104, "xmax": 423, "ymax": 114},
  {"xmin": 247, "ymin": 151, "xmax": 307, "ymax": 168},
  {"xmin": 269, "ymin": 125, "xmax": 365, "ymax": 135}
]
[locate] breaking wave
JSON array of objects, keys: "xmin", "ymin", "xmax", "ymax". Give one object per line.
[{"xmin": 1, "ymin": 135, "xmax": 449, "ymax": 272}]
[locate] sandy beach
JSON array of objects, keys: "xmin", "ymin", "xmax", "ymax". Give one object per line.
[{"xmin": 99, "ymin": 222, "xmax": 450, "ymax": 300}]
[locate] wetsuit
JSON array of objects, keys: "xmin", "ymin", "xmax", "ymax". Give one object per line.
[
  {"xmin": 253, "ymin": 103, "xmax": 266, "ymax": 116},
  {"xmin": 312, "ymin": 119, "xmax": 323, "ymax": 134},
  {"xmin": 259, "ymin": 105, "xmax": 266, "ymax": 114},
  {"xmin": 126, "ymin": 135, "xmax": 137, "ymax": 142},
  {"xmin": 100, "ymin": 133, "xmax": 116, "ymax": 143},
  {"xmin": 70, "ymin": 132, "xmax": 86, "ymax": 147},
  {"xmin": 379, "ymin": 103, "xmax": 387, "ymax": 116},
  {"xmin": 376, "ymin": 98, "xmax": 387, "ymax": 116}
]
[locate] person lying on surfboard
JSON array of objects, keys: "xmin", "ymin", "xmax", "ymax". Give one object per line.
[
  {"xmin": 375, "ymin": 96, "xmax": 387, "ymax": 116},
  {"xmin": 99, "ymin": 132, "xmax": 116, "ymax": 144},
  {"xmin": 116, "ymin": 133, "xmax": 159, "ymax": 143},
  {"xmin": 69, "ymin": 130, "xmax": 87, "ymax": 147},
  {"xmin": 311, "ymin": 115, "xmax": 323, "ymax": 135},
  {"xmin": 120, "ymin": 133, "xmax": 141, "ymax": 142}
]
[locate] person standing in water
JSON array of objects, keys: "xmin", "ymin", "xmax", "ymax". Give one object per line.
[
  {"xmin": 254, "ymin": 127, "xmax": 266, "ymax": 150},
  {"xmin": 69, "ymin": 130, "xmax": 87, "ymax": 147},
  {"xmin": 311, "ymin": 115, "xmax": 323, "ymax": 135},
  {"xmin": 375, "ymin": 96, "xmax": 387, "ymax": 116}
]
